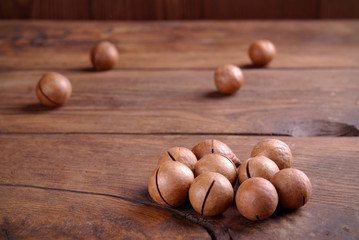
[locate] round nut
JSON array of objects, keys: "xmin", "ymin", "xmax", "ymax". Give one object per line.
[
  {"xmin": 271, "ymin": 168, "xmax": 312, "ymax": 209},
  {"xmin": 238, "ymin": 156, "xmax": 279, "ymax": 184},
  {"xmin": 90, "ymin": 41, "xmax": 119, "ymax": 71},
  {"xmin": 235, "ymin": 177, "xmax": 278, "ymax": 221},
  {"xmin": 189, "ymin": 172, "xmax": 233, "ymax": 216},
  {"xmin": 195, "ymin": 153, "xmax": 237, "ymax": 185},
  {"xmin": 192, "ymin": 139, "xmax": 241, "ymax": 167},
  {"xmin": 35, "ymin": 72, "xmax": 72, "ymax": 107},
  {"xmin": 214, "ymin": 64, "xmax": 244, "ymax": 94},
  {"xmin": 248, "ymin": 40, "xmax": 276, "ymax": 66},
  {"xmin": 148, "ymin": 161, "xmax": 194, "ymax": 207},
  {"xmin": 251, "ymin": 139, "xmax": 292, "ymax": 169},
  {"xmin": 157, "ymin": 147, "xmax": 197, "ymax": 172}
]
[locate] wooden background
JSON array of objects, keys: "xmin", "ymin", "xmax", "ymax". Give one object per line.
[{"xmin": 1, "ymin": 0, "xmax": 359, "ymax": 20}]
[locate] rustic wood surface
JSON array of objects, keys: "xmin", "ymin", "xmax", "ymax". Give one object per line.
[
  {"xmin": 1, "ymin": 0, "xmax": 358, "ymax": 20},
  {"xmin": 0, "ymin": 20, "xmax": 359, "ymax": 240}
]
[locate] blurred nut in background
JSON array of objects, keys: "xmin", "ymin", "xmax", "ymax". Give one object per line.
[
  {"xmin": 214, "ymin": 64, "xmax": 244, "ymax": 94},
  {"xmin": 248, "ymin": 40, "xmax": 276, "ymax": 66},
  {"xmin": 36, "ymin": 72, "xmax": 72, "ymax": 107},
  {"xmin": 189, "ymin": 172, "xmax": 233, "ymax": 216},
  {"xmin": 90, "ymin": 41, "xmax": 119, "ymax": 71}
]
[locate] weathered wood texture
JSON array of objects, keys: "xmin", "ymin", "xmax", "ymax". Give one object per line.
[
  {"xmin": 0, "ymin": 135, "xmax": 358, "ymax": 239},
  {"xmin": 0, "ymin": 20, "xmax": 359, "ymax": 240},
  {"xmin": 0, "ymin": 21, "xmax": 359, "ymax": 70},
  {"xmin": 1, "ymin": 0, "xmax": 358, "ymax": 20},
  {"xmin": 0, "ymin": 69, "xmax": 358, "ymax": 136}
]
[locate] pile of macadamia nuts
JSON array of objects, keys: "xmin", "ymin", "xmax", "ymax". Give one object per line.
[{"xmin": 148, "ymin": 138, "xmax": 312, "ymax": 221}]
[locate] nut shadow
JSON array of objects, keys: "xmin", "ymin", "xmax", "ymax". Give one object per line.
[
  {"xmin": 20, "ymin": 103, "xmax": 58, "ymax": 114},
  {"xmin": 203, "ymin": 90, "xmax": 236, "ymax": 99},
  {"xmin": 238, "ymin": 63, "xmax": 266, "ymax": 69}
]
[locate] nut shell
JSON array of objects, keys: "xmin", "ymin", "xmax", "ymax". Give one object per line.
[
  {"xmin": 238, "ymin": 156, "xmax": 279, "ymax": 184},
  {"xmin": 35, "ymin": 72, "xmax": 72, "ymax": 107},
  {"xmin": 192, "ymin": 139, "xmax": 241, "ymax": 167},
  {"xmin": 271, "ymin": 168, "xmax": 312, "ymax": 209},
  {"xmin": 235, "ymin": 177, "xmax": 278, "ymax": 221},
  {"xmin": 90, "ymin": 41, "xmax": 119, "ymax": 71},
  {"xmin": 189, "ymin": 172, "xmax": 233, "ymax": 216},
  {"xmin": 248, "ymin": 40, "xmax": 276, "ymax": 66},
  {"xmin": 251, "ymin": 139, "xmax": 292, "ymax": 169},
  {"xmin": 148, "ymin": 161, "xmax": 194, "ymax": 207},
  {"xmin": 157, "ymin": 147, "xmax": 197, "ymax": 172},
  {"xmin": 214, "ymin": 64, "xmax": 244, "ymax": 94},
  {"xmin": 195, "ymin": 154, "xmax": 237, "ymax": 185}
]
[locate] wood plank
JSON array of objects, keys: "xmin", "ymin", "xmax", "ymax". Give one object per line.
[
  {"xmin": 320, "ymin": 0, "xmax": 359, "ymax": 19},
  {"xmin": 0, "ymin": 0, "xmax": 318, "ymax": 20},
  {"xmin": 0, "ymin": 21, "xmax": 358, "ymax": 70},
  {"xmin": 0, "ymin": 69, "xmax": 358, "ymax": 136},
  {"xmin": 0, "ymin": 186, "xmax": 210, "ymax": 239},
  {"xmin": 0, "ymin": 134, "xmax": 358, "ymax": 239}
]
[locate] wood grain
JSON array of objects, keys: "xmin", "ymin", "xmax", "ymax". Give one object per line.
[
  {"xmin": 0, "ymin": 186, "xmax": 210, "ymax": 239},
  {"xmin": 0, "ymin": 21, "xmax": 359, "ymax": 70},
  {"xmin": 0, "ymin": 69, "xmax": 358, "ymax": 136},
  {"xmin": 0, "ymin": 0, "xmax": 320, "ymax": 20},
  {"xmin": 0, "ymin": 135, "xmax": 358, "ymax": 239}
]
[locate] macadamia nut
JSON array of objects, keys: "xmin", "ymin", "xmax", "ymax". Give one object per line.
[
  {"xmin": 236, "ymin": 177, "xmax": 278, "ymax": 221},
  {"xmin": 90, "ymin": 41, "xmax": 119, "ymax": 71},
  {"xmin": 238, "ymin": 156, "xmax": 279, "ymax": 184},
  {"xmin": 148, "ymin": 161, "xmax": 194, "ymax": 207},
  {"xmin": 251, "ymin": 139, "xmax": 292, "ymax": 169},
  {"xmin": 157, "ymin": 147, "xmax": 197, "ymax": 172},
  {"xmin": 35, "ymin": 72, "xmax": 72, "ymax": 107},
  {"xmin": 248, "ymin": 40, "xmax": 276, "ymax": 66},
  {"xmin": 271, "ymin": 168, "xmax": 312, "ymax": 209},
  {"xmin": 189, "ymin": 172, "xmax": 233, "ymax": 216},
  {"xmin": 214, "ymin": 64, "xmax": 244, "ymax": 94},
  {"xmin": 192, "ymin": 139, "xmax": 241, "ymax": 167}
]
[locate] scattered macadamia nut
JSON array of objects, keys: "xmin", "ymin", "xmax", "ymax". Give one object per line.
[
  {"xmin": 236, "ymin": 177, "xmax": 278, "ymax": 221},
  {"xmin": 35, "ymin": 72, "xmax": 72, "ymax": 107},
  {"xmin": 148, "ymin": 161, "xmax": 194, "ymax": 207},
  {"xmin": 238, "ymin": 156, "xmax": 279, "ymax": 184},
  {"xmin": 195, "ymin": 153, "xmax": 237, "ymax": 185},
  {"xmin": 157, "ymin": 147, "xmax": 197, "ymax": 172},
  {"xmin": 189, "ymin": 172, "xmax": 233, "ymax": 216},
  {"xmin": 271, "ymin": 168, "xmax": 312, "ymax": 209},
  {"xmin": 251, "ymin": 139, "xmax": 292, "ymax": 170},
  {"xmin": 248, "ymin": 40, "xmax": 276, "ymax": 66},
  {"xmin": 192, "ymin": 139, "xmax": 241, "ymax": 167},
  {"xmin": 214, "ymin": 64, "xmax": 244, "ymax": 94},
  {"xmin": 90, "ymin": 41, "xmax": 119, "ymax": 71}
]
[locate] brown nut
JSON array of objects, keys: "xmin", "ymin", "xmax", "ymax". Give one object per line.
[
  {"xmin": 235, "ymin": 177, "xmax": 278, "ymax": 221},
  {"xmin": 192, "ymin": 139, "xmax": 241, "ymax": 167},
  {"xmin": 248, "ymin": 40, "xmax": 276, "ymax": 66},
  {"xmin": 189, "ymin": 172, "xmax": 233, "ymax": 216},
  {"xmin": 35, "ymin": 72, "xmax": 72, "ymax": 107},
  {"xmin": 251, "ymin": 139, "xmax": 292, "ymax": 169},
  {"xmin": 214, "ymin": 64, "xmax": 244, "ymax": 94},
  {"xmin": 157, "ymin": 147, "xmax": 197, "ymax": 172},
  {"xmin": 90, "ymin": 41, "xmax": 119, "ymax": 71},
  {"xmin": 238, "ymin": 156, "xmax": 279, "ymax": 184},
  {"xmin": 271, "ymin": 168, "xmax": 312, "ymax": 209},
  {"xmin": 195, "ymin": 154, "xmax": 237, "ymax": 185},
  {"xmin": 148, "ymin": 161, "xmax": 194, "ymax": 207}
]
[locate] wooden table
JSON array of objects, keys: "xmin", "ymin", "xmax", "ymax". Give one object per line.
[{"xmin": 0, "ymin": 20, "xmax": 358, "ymax": 239}]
